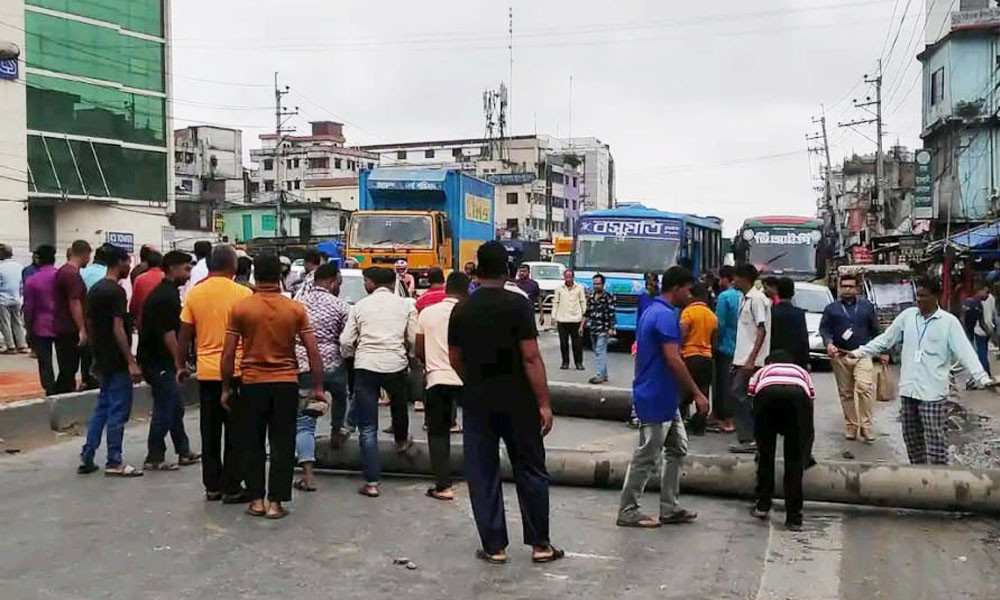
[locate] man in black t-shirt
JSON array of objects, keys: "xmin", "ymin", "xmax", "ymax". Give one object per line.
[
  {"xmin": 448, "ymin": 241, "xmax": 563, "ymax": 565},
  {"xmin": 138, "ymin": 251, "xmax": 199, "ymax": 470},
  {"xmin": 79, "ymin": 245, "xmax": 144, "ymax": 477}
]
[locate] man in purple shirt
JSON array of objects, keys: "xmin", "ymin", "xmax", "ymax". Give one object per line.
[
  {"xmin": 54, "ymin": 240, "xmax": 94, "ymax": 394},
  {"xmin": 23, "ymin": 245, "xmax": 58, "ymax": 395}
]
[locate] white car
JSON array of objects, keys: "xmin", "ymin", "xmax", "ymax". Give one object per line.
[
  {"xmin": 522, "ymin": 261, "xmax": 566, "ymax": 312},
  {"xmin": 792, "ymin": 281, "xmax": 835, "ymax": 365}
]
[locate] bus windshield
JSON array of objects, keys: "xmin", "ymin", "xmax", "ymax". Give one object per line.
[
  {"xmin": 746, "ymin": 228, "xmax": 817, "ymax": 275},
  {"xmin": 350, "ymin": 214, "xmax": 433, "ymax": 249},
  {"xmin": 575, "ymin": 234, "xmax": 680, "ymax": 273}
]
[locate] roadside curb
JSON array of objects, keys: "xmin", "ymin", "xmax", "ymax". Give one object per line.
[{"xmin": 0, "ymin": 397, "xmax": 53, "ymax": 445}]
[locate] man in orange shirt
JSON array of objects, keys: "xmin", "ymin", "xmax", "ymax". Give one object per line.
[
  {"xmin": 177, "ymin": 245, "xmax": 252, "ymax": 503},
  {"xmin": 130, "ymin": 250, "xmax": 164, "ymax": 330},
  {"xmin": 222, "ymin": 254, "xmax": 324, "ymax": 519},
  {"xmin": 680, "ymin": 283, "xmax": 719, "ymax": 436}
]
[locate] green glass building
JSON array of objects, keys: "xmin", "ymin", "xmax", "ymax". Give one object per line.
[{"xmin": 24, "ymin": 0, "xmax": 169, "ymax": 205}]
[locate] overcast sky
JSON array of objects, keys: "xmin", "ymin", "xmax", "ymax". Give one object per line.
[{"xmin": 170, "ymin": 0, "xmax": 925, "ymax": 235}]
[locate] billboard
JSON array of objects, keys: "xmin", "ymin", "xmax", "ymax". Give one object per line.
[{"xmin": 913, "ymin": 149, "xmax": 934, "ymax": 219}]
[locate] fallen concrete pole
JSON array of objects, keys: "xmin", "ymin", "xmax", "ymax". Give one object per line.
[
  {"xmin": 314, "ymin": 439, "xmax": 1000, "ymax": 514},
  {"xmin": 547, "ymin": 382, "xmax": 632, "ymax": 420}
]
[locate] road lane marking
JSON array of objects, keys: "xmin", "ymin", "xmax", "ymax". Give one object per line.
[{"xmin": 755, "ymin": 512, "xmax": 844, "ymax": 600}]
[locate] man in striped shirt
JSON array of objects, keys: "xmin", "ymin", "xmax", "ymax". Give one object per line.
[{"xmin": 747, "ymin": 350, "xmax": 815, "ymax": 531}]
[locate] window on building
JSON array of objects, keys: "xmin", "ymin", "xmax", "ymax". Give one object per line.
[
  {"xmin": 264, "ymin": 180, "xmax": 274, "ymax": 192},
  {"xmin": 425, "ymin": 149, "xmax": 435, "ymax": 159},
  {"xmin": 506, "ymin": 192, "xmax": 518, "ymax": 205},
  {"xmin": 261, "ymin": 214, "xmax": 276, "ymax": 231},
  {"xmin": 286, "ymin": 159, "xmax": 293, "ymax": 169},
  {"xmin": 250, "ymin": 182, "xmax": 259, "ymax": 193},
  {"xmin": 308, "ymin": 157, "xmax": 329, "ymax": 169},
  {"xmin": 931, "ymin": 68, "xmax": 945, "ymax": 106},
  {"xmin": 452, "ymin": 148, "xmax": 463, "ymax": 158},
  {"xmin": 368, "ymin": 162, "xmax": 375, "ymax": 169},
  {"xmin": 264, "ymin": 159, "xmax": 274, "ymax": 171},
  {"xmin": 293, "ymin": 180, "xmax": 301, "ymax": 190},
  {"xmin": 506, "ymin": 218, "xmax": 519, "ymax": 231},
  {"xmin": 334, "ymin": 158, "xmax": 342, "ymax": 169},
  {"xmin": 285, "ymin": 181, "xmax": 293, "ymax": 191},
  {"xmin": 179, "ymin": 179, "xmax": 193, "ymax": 192},
  {"xmin": 320, "ymin": 197, "xmax": 331, "ymax": 203},
  {"xmin": 572, "ymin": 177, "xmax": 577, "ymax": 187},
  {"xmin": 348, "ymin": 160, "xmax": 355, "ymax": 171},
  {"xmin": 397, "ymin": 150, "xmax": 407, "ymax": 159}
]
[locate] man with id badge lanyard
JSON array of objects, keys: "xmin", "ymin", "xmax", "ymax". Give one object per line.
[
  {"xmin": 820, "ymin": 273, "xmax": 884, "ymax": 442},
  {"xmin": 850, "ymin": 278, "xmax": 998, "ymax": 465}
]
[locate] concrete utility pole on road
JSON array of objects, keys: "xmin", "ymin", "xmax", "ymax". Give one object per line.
[
  {"xmin": 808, "ymin": 108, "xmax": 840, "ymax": 256},
  {"xmin": 273, "ymin": 72, "xmax": 298, "ymax": 237},
  {"xmin": 838, "ymin": 61, "xmax": 885, "ymax": 235}
]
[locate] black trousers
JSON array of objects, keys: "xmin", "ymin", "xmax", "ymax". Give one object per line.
[
  {"xmin": 32, "ymin": 336, "xmax": 56, "ymax": 396},
  {"xmin": 199, "ymin": 380, "xmax": 243, "ymax": 495},
  {"xmin": 753, "ymin": 384, "xmax": 814, "ymax": 521},
  {"xmin": 463, "ymin": 407, "xmax": 550, "ymax": 554},
  {"xmin": 712, "ymin": 352, "xmax": 733, "ymax": 421},
  {"xmin": 681, "ymin": 355, "xmax": 713, "ymax": 434},
  {"xmin": 241, "ymin": 382, "xmax": 299, "ymax": 502},
  {"xmin": 426, "ymin": 384, "xmax": 462, "ymax": 491},
  {"xmin": 556, "ymin": 321, "xmax": 583, "ymax": 367},
  {"xmin": 53, "ymin": 332, "xmax": 81, "ymax": 394}
]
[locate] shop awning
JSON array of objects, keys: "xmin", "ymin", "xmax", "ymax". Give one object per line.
[{"xmin": 927, "ymin": 219, "xmax": 1000, "ymax": 256}]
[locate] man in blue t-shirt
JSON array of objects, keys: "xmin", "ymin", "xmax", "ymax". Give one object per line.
[{"xmin": 617, "ymin": 267, "xmax": 709, "ymax": 529}]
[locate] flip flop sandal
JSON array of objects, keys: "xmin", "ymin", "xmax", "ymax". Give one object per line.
[
  {"xmin": 426, "ymin": 487, "xmax": 455, "ymax": 501},
  {"xmin": 245, "ymin": 505, "xmax": 266, "ymax": 517},
  {"xmin": 531, "ymin": 546, "xmax": 566, "ymax": 564},
  {"xmin": 205, "ymin": 492, "xmax": 223, "ymax": 502},
  {"xmin": 266, "ymin": 506, "xmax": 289, "ymax": 520},
  {"xmin": 358, "ymin": 485, "xmax": 380, "ymax": 498},
  {"xmin": 105, "ymin": 464, "xmax": 144, "ymax": 478},
  {"xmin": 77, "ymin": 463, "xmax": 99, "ymax": 475},
  {"xmin": 143, "ymin": 462, "xmax": 179, "ymax": 471},
  {"xmin": 294, "ymin": 480, "xmax": 317, "ymax": 492},
  {"xmin": 178, "ymin": 453, "xmax": 202, "ymax": 466},
  {"xmin": 615, "ymin": 515, "xmax": 661, "ymax": 528},
  {"xmin": 475, "ymin": 549, "xmax": 508, "ymax": 564}
]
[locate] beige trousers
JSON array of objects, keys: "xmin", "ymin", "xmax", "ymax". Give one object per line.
[{"xmin": 831, "ymin": 354, "xmax": 875, "ymax": 434}]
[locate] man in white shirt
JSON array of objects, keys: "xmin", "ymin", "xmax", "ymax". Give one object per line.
[
  {"xmin": 180, "ymin": 241, "xmax": 211, "ymax": 302},
  {"xmin": 551, "ymin": 269, "xmax": 587, "ymax": 370},
  {"xmin": 416, "ymin": 271, "xmax": 469, "ymax": 501},
  {"xmin": 729, "ymin": 264, "xmax": 771, "ymax": 454},
  {"xmin": 340, "ymin": 266, "xmax": 418, "ymax": 497}
]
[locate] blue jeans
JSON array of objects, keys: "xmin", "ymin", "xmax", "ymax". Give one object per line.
[
  {"xmin": 295, "ymin": 369, "xmax": 348, "ymax": 464},
  {"xmin": 81, "ymin": 371, "xmax": 134, "ymax": 468},
  {"xmin": 354, "ymin": 368, "xmax": 410, "ymax": 485},
  {"xmin": 974, "ymin": 334, "xmax": 992, "ymax": 376},
  {"xmin": 591, "ymin": 333, "xmax": 609, "ymax": 379},
  {"xmin": 144, "ymin": 363, "xmax": 191, "ymax": 464}
]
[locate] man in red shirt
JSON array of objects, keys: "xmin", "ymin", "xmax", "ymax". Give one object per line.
[
  {"xmin": 415, "ymin": 268, "xmax": 446, "ymax": 314},
  {"xmin": 130, "ymin": 251, "xmax": 164, "ymax": 330}
]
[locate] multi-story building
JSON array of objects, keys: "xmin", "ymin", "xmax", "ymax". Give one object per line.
[
  {"xmin": 0, "ymin": 0, "xmax": 173, "ymax": 260},
  {"xmin": 364, "ymin": 133, "xmax": 606, "ymax": 240},
  {"xmin": 173, "ymin": 125, "xmax": 246, "ymax": 246},
  {"xmin": 919, "ymin": 0, "xmax": 1000, "ymax": 228},
  {"xmin": 250, "ymin": 121, "xmax": 376, "ymax": 212}
]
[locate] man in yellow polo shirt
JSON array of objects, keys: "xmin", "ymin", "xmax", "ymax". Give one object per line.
[
  {"xmin": 177, "ymin": 245, "xmax": 252, "ymax": 503},
  {"xmin": 680, "ymin": 283, "xmax": 718, "ymax": 436}
]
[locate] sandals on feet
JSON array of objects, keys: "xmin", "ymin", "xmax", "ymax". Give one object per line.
[
  {"xmin": 245, "ymin": 504, "xmax": 266, "ymax": 517},
  {"xmin": 178, "ymin": 453, "xmax": 201, "ymax": 466},
  {"xmin": 358, "ymin": 484, "xmax": 380, "ymax": 498},
  {"xmin": 616, "ymin": 514, "xmax": 661, "ymax": 528},
  {"xmin": 294, "ymin": 480, "xmax": 317, "ymax": 492},
  {"xmin": 143, "ymin": 461, "xmax": 179, "ymax": 471},
  {"xmin": 531, "ymin": 546, "xmax": 566, "ymax": 564},
  {"xmin": 105, "ymin": 464, "xmax": 144, "ymax": 477},
  {"xmin": 475, "ymin": 549, "xmax": 508, "ymax": 564},
  {"xmin": 266, "ymin": 506, "xmax": 289, "ymax": 520},
  {"xmin": 426, "ymin": 487, "xmax": 455, "ymax": 501}
]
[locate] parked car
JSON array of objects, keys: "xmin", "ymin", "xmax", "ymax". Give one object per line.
[
  {"xmin": 522, "ymin": 261, "xmax": 566, "ymax": 312},
  {"xmin": 793, "ymin": 281, "xmax": 835, "ymax": 366}
]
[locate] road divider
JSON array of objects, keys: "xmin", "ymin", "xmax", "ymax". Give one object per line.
[{"xmin": 315, "ymin": 439, "xmax": 1000, "ymax": 515}]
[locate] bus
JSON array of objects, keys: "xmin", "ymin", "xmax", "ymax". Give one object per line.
[
  {"xmin": 573, "ymin": 205, "xmax": 723, "ymax": 333},
  {"xmin": 734, "ymin": 216, "xmax": 825, "ymax": 281}
]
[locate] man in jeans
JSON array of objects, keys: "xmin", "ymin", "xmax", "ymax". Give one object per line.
[
  {"xmin": 54, "ymin": 240, "xmax": 95, "ymax": 394},
  {"xmin": 222, "ymin": 255, "xmax": 324, "ymax": 519},
  {"xmin": 713, "ymin": 266, "xmax": 740, "ymax": 433},
  {"xmin": 0, "ymin": 244, "xmax": 28, "ymax": 354},
  {"xmin": 138, "ymin": 251, "xmax": 199, "ymax": 471},
  {"xmin": 585, "ymin": 273, "xmax": 616, "ymax": 384},
  {"xmin": 551, "ymin": 268, "xmax": 587, "ymax": 370},
  {"xmin": 340, "ymin": 266, "xmax": 417, "ymax": 498},
  {"xmin": 178, "ymin": 245, "xmax": 252, "ymax": 503},
  {"xmin": 417, "ymin": 272, "xmax": 469, "ymax": 501},
  {"xmin": 729, "ymin": 264, "xmax": 771, "ymax": 454},
  {"xmin": 23, "ymin": 245, "xmax": 58, "ymax": 395},
  {"xmin": 618, "ymin": 267, "xmax": 708, "ymax": 528},
  {"xmin": 78, "ymin": 245, "xmax": 144, "ymax": 477},
  {"xmin": 293, "ymin": 263, "xmax": 350, "ymax": 492}
]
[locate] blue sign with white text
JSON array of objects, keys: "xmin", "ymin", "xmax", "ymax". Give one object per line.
[
  {"xmin": 0, "ymin": 59, "xmax": 18, "ymax": 80},
  {"xmin": 106, "ymin": 232, "xmax": 134, "ymax": 253},
  {"xmin": 578, "ymin": 217, "xmax": 682, "ymax": 240}
]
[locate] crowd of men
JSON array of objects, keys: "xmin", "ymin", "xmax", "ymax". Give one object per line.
[{"xmin": 4, "ymin": 235, "xmax": 998, "ymax": 550}]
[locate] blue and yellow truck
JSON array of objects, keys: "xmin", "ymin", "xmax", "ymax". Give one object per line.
[{"xmin": 348, "ymin": 168, "xmax": 495, "ymax": 288}]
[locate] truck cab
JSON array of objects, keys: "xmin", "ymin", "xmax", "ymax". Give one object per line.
[{"xmin": 347, "ymin": 210, "xmax": 452, "ymax": 288}]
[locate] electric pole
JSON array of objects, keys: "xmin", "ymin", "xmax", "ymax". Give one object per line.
[
  {"xmin": 808, "ymin": 108, "xmax": 840, "ymax": 256},
  {"xmin": 838, "ymin": 61, "xmax": 884, "ymax": 235},
  {"xmin": 273, "ymin": 72, "xmax": 298, "ymax": 238}
]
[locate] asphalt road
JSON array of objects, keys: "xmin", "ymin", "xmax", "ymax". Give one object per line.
[{"xmin": 2, "ymin": 330, "xmax": 1000, "ymax": 599}]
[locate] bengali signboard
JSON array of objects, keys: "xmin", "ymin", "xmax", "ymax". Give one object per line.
[
  {"xmin": 464, "ymin": 193, "xmax": 492, "ymax": 224},
  {"xmin": 913, "ymin": 149, "xmax": 934, "ymax": 219},
  {"xmin": 578, "ymin": 218, "xmax": 682, "ymax": 240},
  {"xmin": 952, "ymin": 8, "xmax": 1000, "ymax": 30},
  {"xmin": 484, "ymin": 172, "xmax": 536, "ymax": 185},
  {"xmin": 0, "ymin": 59, "xmax": 17, "ymax": 81}
]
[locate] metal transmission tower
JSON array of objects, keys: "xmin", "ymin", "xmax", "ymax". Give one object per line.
[
  {"xmin": 838, "ymin": 63, "xmax": 885, "ymax": 234},
  {"xmin": 482, "ymin": 83, "xmax": 509, "ymax": 162}
]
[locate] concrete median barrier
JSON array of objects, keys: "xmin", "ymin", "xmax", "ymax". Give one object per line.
[
  {"xmin": 548, "ymin": 381, "xmax": 632, "ymax": 420},
  {"xmin": 48, "ymin": 379, "xmax": 200, "ymax": 431},
  {"xmin": 315, "ymin": 439, "xmax": 1000, "ymax": 515},
  {"xmin": 0, "ymin": 398, "xmax": 54, "ymax": 445}
]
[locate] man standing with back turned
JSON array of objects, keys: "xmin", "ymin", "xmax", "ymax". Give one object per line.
[
  {"xmin": 54, "ymin": 240, "xmax": 94, "ymax": 394},
  {"xmin": 449, "ymin": 241, "xmax": 563, "ymax": 564},
  {"xmin": 820, "ymin": 272, "xmax": 882, "ymax": 442},
  {"xmin": 178, "ymin": 245, "xmax": 252, "ymax": 503},
  {"xmin": 729, "ymin": 264, "xmax": 771, "ymax": 454}
]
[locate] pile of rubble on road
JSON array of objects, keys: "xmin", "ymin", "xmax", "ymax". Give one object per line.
[{"xmin": 946, "ymin": 401, "xmax": 1000, "ymax": 470}]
